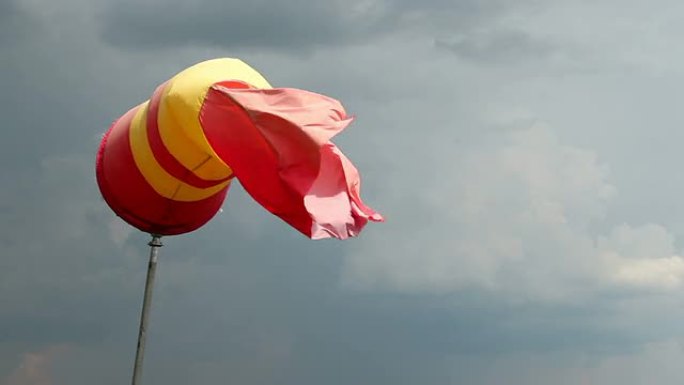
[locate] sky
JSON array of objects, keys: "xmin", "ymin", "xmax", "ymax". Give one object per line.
[{"xmin": 3, "ymin": 0, "xmax": 684, "ymax": 383}]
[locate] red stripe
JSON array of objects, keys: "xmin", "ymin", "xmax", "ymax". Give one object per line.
[
  {"xmin": 214, "ymin": 80, "xmax": 252, "ymax": 89},
  {"xmin": 146, "ymin": 82, "xmax": 232, "ymax": 189},
  {"xmin": 96, "ymin": 106, "xmax": 228, "ymax": 235}
]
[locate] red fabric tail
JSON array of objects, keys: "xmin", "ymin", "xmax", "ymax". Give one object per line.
[{"xmin": 201, "ymin": 86, "xmax": 383, "ymax": 239}]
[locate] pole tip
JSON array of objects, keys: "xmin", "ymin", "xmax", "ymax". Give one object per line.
[{"xmin": 148, "ymin": 234, "xmax": 163, "ymax": 247}]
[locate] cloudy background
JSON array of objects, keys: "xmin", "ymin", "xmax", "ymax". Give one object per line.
[{"xmin": 3, "ymin": 0, "xmax": 684, "ymax": 383}]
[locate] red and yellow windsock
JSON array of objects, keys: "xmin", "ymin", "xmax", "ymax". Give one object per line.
[{"xmin": 96, "ymin": 58, "xmax": 382, "ymax": 238}]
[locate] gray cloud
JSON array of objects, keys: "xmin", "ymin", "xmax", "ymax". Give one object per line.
[
  {"xmin": 0, "ymin": 0, "xmax": 25, "ymax": 44},
  {"xmin": 100, "ymin": 0, "xmax": 390, "ymax": 52},
  {"xmin": 435, "ymin": 29, "xmax": 554, "ymax": 64},
  {"xmin": 99, "ymin": 0, "xmax": 522, "ymax": 52}
]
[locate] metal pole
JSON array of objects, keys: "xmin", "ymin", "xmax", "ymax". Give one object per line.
[{"xmin": 131, "ymin": 234, "xmax": 163, "ymax": 385}]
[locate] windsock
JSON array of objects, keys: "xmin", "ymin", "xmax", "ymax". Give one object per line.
[{"xmin": 96, "ymin": 58, "xmax": 382, "ymax": 239}]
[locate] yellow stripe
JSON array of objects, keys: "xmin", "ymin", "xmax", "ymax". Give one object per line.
[
  {"xmin": 158, "ymin": 58, "xmax": 272, "ymax": 181},
  {"xmin": 156, "ymin": 84, "xmax": 229, "ymax": 180},
  {"xmin": 129, "ymin": 102, "xmax": 230, "ymax": 202}
]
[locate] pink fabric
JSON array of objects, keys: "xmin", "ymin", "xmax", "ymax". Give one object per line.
[{"xmin": 200, "ymin": 85, "xmax": 383, "ymax": 239}]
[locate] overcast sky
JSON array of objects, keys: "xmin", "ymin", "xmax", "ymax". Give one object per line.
[{"xmin": 3, "ymin": 0, "xmax": 684, "ymax": 384}]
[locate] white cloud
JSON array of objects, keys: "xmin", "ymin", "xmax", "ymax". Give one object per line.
[
  {"xmin": 342, "ymin": 124, "xmax": 684, "ymax": 300},
  {"xmin": 596, "ymin": 224, "xmax": 684, "ymax": 290},
  {"xmin": 606, "ymin": 254, "xmax": 684, "ymax": 290},
  {"xmin": 441, "ymin": 339, "xmax": 684, "ymax": 385}
]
